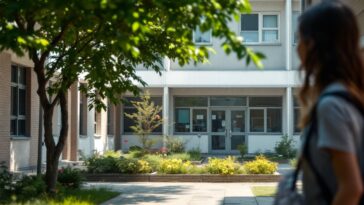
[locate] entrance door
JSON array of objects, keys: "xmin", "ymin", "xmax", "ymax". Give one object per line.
[{"xmin": 211, "ymin": 109, "xmax": 246, "ymax": 153}]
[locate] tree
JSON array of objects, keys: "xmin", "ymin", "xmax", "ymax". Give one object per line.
[
  {"xmin": 0, "ymin": 0, "xmax": 264, "ymax": 193},
  {"xmin": 125, "ymin": 92, "xmax": 163, "ymax": 150}
]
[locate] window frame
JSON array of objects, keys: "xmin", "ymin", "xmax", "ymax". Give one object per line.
[
  {"xmin": 240, "ymin": 12, "xmax": 280, "ymax": 45},
  {"xmin": 10, "ymin": 65, "xmax": 28, "ymax": 137},
  {"xmin": 173, "ymin": 96, "xmax": 209, "ymax": 134},
  {"xmin": 248, "ymin": 96, "xmax": 283, "ymax": 134},
  {"xmin": 192, "ymin": 27, "xmax": 213, "ymax": 45}
]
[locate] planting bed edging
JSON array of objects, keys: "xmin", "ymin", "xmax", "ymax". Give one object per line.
[{"xmin": 84, "ymin": 173, "xmax": 281, "ymax": 183}]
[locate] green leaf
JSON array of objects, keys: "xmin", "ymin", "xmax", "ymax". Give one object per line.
[
  {"xmin": 17, "ymin": 37, "xmax": 27, "ymax": 45},
  {"xmin": 132, "ymin": 22, "xmax": 140, "ymax": 32}
]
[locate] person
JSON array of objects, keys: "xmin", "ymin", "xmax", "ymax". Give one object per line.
[{"xmin": 297, "ymin": 1, "xmax": 364, "ymax": 205}]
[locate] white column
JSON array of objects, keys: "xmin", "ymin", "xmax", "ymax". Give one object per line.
[
  {"xmin": 87, "ymin": 102, "xmax": 95, "ymax": 156},
  {"xmin": 163, "ymin": 87, "xmax": 169, "ymax": 147},
  {"xmin": 286, "ymin": 87, "xmax": 293, "ymax": 136},
  {"xmin": 100, "ymin": 99, "xmax": 108, "ymax": 153},
  {"xmin": 286, "ymin": 0, "xmax": 292, "ymax": 70}
]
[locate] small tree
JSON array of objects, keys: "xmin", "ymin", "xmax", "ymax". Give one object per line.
[
  {"xmin": 125, "ymin": 92, "xmax": 163, "ymax": 150},
  {"xmin": 274, "ymin": 135, "xmax": 297, "ymax": 158}
]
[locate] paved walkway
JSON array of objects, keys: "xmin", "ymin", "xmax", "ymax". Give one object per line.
[{"xmin": 85, "ymin": 182, "xmax": 277, "ymax": 205}]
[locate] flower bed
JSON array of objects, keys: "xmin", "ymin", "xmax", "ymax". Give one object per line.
[{"xmin": 84, "ymin": 151, "xmax": 278, "ymax": 176}]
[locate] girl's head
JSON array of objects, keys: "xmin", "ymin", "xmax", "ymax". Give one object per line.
[{"xmin": 298, "ymin": 1, "xmax": 364, "ymax": 126}]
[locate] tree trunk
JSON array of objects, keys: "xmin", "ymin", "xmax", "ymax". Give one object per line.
[
  {"xmin": 45, "ymin": 148, "xmax": 60, "ymax": 194},
  {"xmin": 42, "ymin": 92, "xmax": 69, "ymax": 193}
]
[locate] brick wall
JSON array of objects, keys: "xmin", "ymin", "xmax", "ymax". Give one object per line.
[{"xmin": 0, "ymin": 52, "xmax": 12, "ymax": 167}]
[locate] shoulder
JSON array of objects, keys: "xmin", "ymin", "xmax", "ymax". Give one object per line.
[{"xmin": 317, "ymin": 96, "xmax": 350, "ymax": 120}]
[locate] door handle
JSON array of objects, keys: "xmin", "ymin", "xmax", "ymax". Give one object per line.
[{"xmin": 229, "ymin": 129, "xmax": 232, "ymax": 138}]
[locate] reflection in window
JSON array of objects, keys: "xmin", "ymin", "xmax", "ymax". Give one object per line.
[
  {"xmin": 10, "ymin": 65, "xmax": 27, "ymax": 136},
  {"xmin": 241, "ymin": 14, "xmax": 259, "ymax": 42},
  {"xmin": 123, "ymin": 96, "xmax": 163, "ymax": 133},
  {"xmin": 192, "ymin": 109, "xmax": 207, "ymax": 132},
  {"xmin": 193, "ymin": 27, "xmax": 212, "ymax": 44},
  {"xmin": 267, "ymin": 108, "xmax": 282, "ymax": 132},
  {"xmin": 175, "ymin": 108, "xmax": 190, "ymax": 132},
  {"xmin": 250, "ymin": 109, "xmax": 264, "ymax": 132}
]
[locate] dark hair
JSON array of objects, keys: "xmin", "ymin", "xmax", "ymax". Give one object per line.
[{"xmin": 298, "ymin": 1, "xmax": 364, "ymax": 126}]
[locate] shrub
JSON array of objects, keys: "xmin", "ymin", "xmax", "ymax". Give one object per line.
[
  {"xmin": 165, "ymin": 137, "xmax": 185, "ymax": 153},
  {"xmin": 128, "ymin": 150, "xmax": 145, "ymax": 158},
  {"xmin": 206, "ymin": 156, "xmax": 240, "ymax": 175},
  {"xmin": 142, "ymin": 154, "xmax": 163, "ymax": 171},
  {"xmin": 188, "ymin": 166, "xmax": 207, "ymax": 174},
  {"xmin": 244, "ymin": 155, "xmax": 278, "ymax": 174},
  {"xmin": 158, "ymin": 159, "xmax": 192, "ymax": 174},
  {"xmin": 188, "ymin": 148, "xmax": 201, "ymax": 161},
  {"xmin": 116, "ymin": 157, "xmax": 152, "ymax": 174},
  {"xmin": 274, "ymin": 135, "xmax": 297, "ymax": 158},
  {"xmin": 138, "ymin": 160, "xmax": 152, "ymax": 173},
  {"xmin": 15, "ymin": 175, "xmax": 46, "ymax": 201},
  {"xmin": 289, "ymin": 158, "xmax": 298, "ymax": 168},
  {"xmin": 0, "ymin": 162, "xmax": 14, "ymax": 202},
  {"xmin": 84, "ymin": 154, "xmax": 119, "ymax": 173},
  {"xmin": 167, "ymin": 153, "xmax": 190, "ymax": 161},
  {"xmin": 58, "ymin": 167, "xmax": 84, "ymax": 189},
  {"xmin": 103, "ymin": 150, "xmax": 122, "ymax": 158},
  {"xmin": 237, "ymin": 144, "xmax": 248, "ymax": 158},
  {"xmin": 129, "ymin": 145, "xmax": 143, "ymax": 152}
]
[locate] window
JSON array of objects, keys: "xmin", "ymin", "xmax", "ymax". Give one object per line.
[
  {"xmin": 292, "ymin": 12, "xmax": 300, "ymax": 44},
  {"xmin": 250, "ymin": 109, "xmax": 264, "ymax": 132},
  {"xmin": 174, "ymin": 97, "xmax": 208, "ymax": 133},
  {"xmin": 107, "ymin": 102, "xmax": 115, "ymax": 135},
  {"xmin": 192, "ymin": 109, "xmax": 207, "ymax": 132},
  {"xmin": 293, "ymin": 96, "xmax": 301, "ymax": 133},
  {"xmin": 210, "ymin": 97, "xmax": 247, "ymax": 107},
  {"xmin": 249, "ymin": 97, "xmax": 282, "ymax": 133},
  {"xmin": 79, "ymin": 91, "xmax": 87, "ymax": 135},
  {"xmin": 175, "ymin": 108, "xmax": 190, "ymax": 132},
  {"xmin": 94, "ymin": 111, "xmax": 101, "ymax": 136},
  {"xmin": 241, "ymin": 13, "xmax": 279, "ymax": 43},
  {"xmin": 193, "ymin": 27, "xmax": 212, "ymax": 44},
  {"xmin": 123, "ymin": 96, "xmax": 163, "ymax": 134},
  {"xmin": 10, "ymin": 65, "xmax": 27, "ymax": 136}
]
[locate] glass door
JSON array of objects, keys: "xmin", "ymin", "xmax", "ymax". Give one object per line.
[
  {"xmin": 211, "ymin": 110, "xmax": 227, "ymax": 152},
  {"xmin": 229, "ymin": 109, "xmax": 246, "ymax": 152},
  {"xmin": 210, "ymin": 109, "xmax": 247, "ymax": 153}
]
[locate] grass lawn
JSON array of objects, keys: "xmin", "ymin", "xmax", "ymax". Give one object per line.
[
  {"xmin": 250, "ymin": 186, "xmax": 277, "ymax": 197},
  {"xmin": 6, "ymin": 188, "xmax": 120, "ymax": 205}
]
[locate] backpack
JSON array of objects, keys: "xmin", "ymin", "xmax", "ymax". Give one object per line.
[{"xmin": 274, "ymin": 91, "xmax": 364, "ymax": 205}]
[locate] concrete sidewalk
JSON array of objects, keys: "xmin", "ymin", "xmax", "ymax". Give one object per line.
[{"xmin": 85, "ymin": 182, "xmax": 276, "ymax": 205}]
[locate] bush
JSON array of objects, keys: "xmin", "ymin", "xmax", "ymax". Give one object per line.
[
  {"xmin": 158, "ymin": 159, "xmax": 192, "ymax": 174},
  {"xmin": 167, "ymin": 153, "xmax": 190, "ymax": 161},
  {"xmin": 244, "ymin": 155, "xmax": 278, "ymax": 174},
  {"xmin": 166, "ymin": 137, "xmax": 185, "ymax": 153},
  {"xmin": 0, "ymin": 162, "xmax": 14, "ymax": 202},
  {"xmin": 116, "ymin": 157, "xmax": 152, "ymax": 174},
  {"xmin": 129, "ymin": 145, "xmax": 143, "ymax": 152},
  {"xmin": 58, "ymin": 167, "xmax": 84, "ymax": 189},
  {"xmin": 128, "ymin": 150, "xmax": 145, "ymax": 158},
  {"xmin": 274, "ymin": 135, "xmax": 297, "ymax": 158},
  {"xmin": 84, "ymin": 154, "xmax": 119, "ymax": 173},
  {"xmin": 103, "ymin": 150, "xmax": 122, "ymax": 158},
  {"xmin": 289, "ymin": 158, "xmax": 298, "ymax": 168},
  {"xmin": 206, "ymin": 156, "xmax": 240, "ymax": 175},
  {"xmin": 14, "ymin": 175, "xmax": 46, "ymax": 201},
  {"xmin": 142, "ymin": 154, "xmax": 163, "ymax": 171},
  {"xmin": 237, "ymin": 144, "xmax": 248, "ymax": 158},
  {"xmin": 188, "ymin": 148, "xmax": 201, "ymax": 161}
]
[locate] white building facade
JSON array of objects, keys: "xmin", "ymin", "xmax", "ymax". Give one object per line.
[{"xmin": 120, "ymin": 0, "xmax": 303, "ymax": 154}]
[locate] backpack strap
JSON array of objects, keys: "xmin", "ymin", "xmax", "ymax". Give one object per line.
[{"xmin": 303, "ymin": 91, "xmax": 364, "ymax": 204}]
